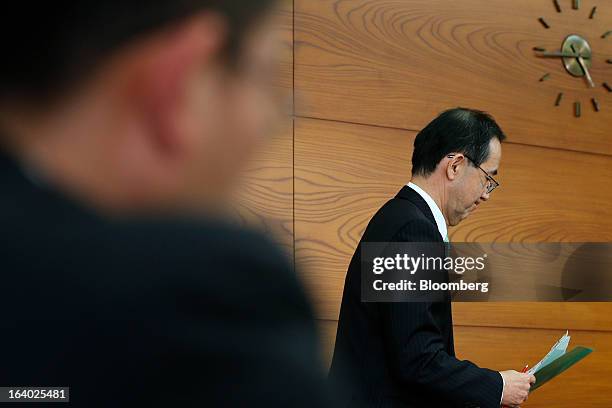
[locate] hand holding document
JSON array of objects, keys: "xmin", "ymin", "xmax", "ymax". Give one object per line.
[{"xmin": 525, "ymin": 330, "xmax": 593, "ymax": 391}]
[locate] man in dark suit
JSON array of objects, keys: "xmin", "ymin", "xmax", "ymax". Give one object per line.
[
  {"xmin": 329, "ymin": 108, "xmax": 535, "ymax": 408},
  {"xmin": 0, "ymin": 2, "xmax": 330, "ymax": 406}
]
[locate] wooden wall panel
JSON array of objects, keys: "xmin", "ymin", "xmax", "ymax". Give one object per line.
[
  {"xmin": 295, "ymin": 116, "xmax": 612, "ymax": 326},
  {"xmin": 295, "ymin": 0, "xmax": 612, "ymax": 155},
  {"xmin": 233, "ymin": 128, "xmax": 293, "ymax": 254},
  {"xmin": 318, "ymin": 319, "xmax": 612, "ymax": 407},
  {"xmin": 454, "ymin": 302, "xmax": 612, "ymax": 331},
  {"xmin": 295, "ymin": 117, "xmax": 412, "ymax": 314}
]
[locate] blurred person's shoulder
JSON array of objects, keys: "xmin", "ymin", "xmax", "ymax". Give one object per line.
[
  {"xmin": 0, "ymin": 153, "xmax": 306, "ymax": 312},
  {"xmin": 113, "ymin": 217, "xmax": 302, "ymax": 302},
  {"xmin": 92, "ymin": 216, "xmax": 307, "ymax": 313}
]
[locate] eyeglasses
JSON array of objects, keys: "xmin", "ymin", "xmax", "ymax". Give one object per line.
[{"xmin": 447, "ymin": 154, "xmax": 499, "ymax": 194}]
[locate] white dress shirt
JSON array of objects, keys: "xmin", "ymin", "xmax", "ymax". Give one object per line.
[{"xmin": 406, "ymin": 182, "xmax": 448, "ymax": 242}]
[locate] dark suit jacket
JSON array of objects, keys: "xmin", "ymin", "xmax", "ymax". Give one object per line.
[
  {"xmin": 328, "ymin": 186, "xmax": 502, "ymax": 408},
  {"xmin": 0, "ymin": 150, "xmax": 331, "ymax": 407}
]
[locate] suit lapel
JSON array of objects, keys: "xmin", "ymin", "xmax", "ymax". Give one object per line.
[{"xmin": 394, "ymin": 185, "xmax": 438, "ymax": 228}]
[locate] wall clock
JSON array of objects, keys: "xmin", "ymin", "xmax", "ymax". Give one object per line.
[{"xmin": 535, "ymin": 0, "xmax": 610, "ymax": 117}]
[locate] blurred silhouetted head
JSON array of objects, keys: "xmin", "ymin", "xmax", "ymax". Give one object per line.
[
  {"xmin": 0, "ymin": 1, "xmax": 283, "ymax": 215},
  {"xmin": 0, "ymin": 1, "xmax": 276, "ymax": 103}
]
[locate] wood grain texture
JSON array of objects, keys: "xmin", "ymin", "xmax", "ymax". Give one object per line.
[
  {"xmin": 295, "ymin": 117, "xmax": 412, "ymax": 314},
  {"xmin": 295, "ymin": 0, "xmax": 612, "ymax": 155},
  {"xmin": 454, "ymin": 302, "xmax": 612, "ymax": 331},
  {"xmin": 294, "ymin": 117, "xmax": 612, "ymax": 326},
  {"xmin": 232, "ymin": 127, "xmax": 294, "ymax": 255},
  {"xmin": 318, "ymin": 319, "xmax": 612, "ymax": 407}
]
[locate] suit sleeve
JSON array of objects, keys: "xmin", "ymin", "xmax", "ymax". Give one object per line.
[{"xmin": 378, "ymin": 219, "xmax": 503, "ymax": 408}]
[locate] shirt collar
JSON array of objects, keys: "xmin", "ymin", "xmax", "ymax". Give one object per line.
[{"xmin": 406, "ymin": 182, "xmax": 448, "ymax": 242}]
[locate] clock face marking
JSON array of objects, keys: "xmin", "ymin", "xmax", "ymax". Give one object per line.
[
  {"xmin": 540, "ymin": 73, "xmax": 552, "ymax": 82},
  {"xmin": 535, "ymin": 2, "xmax": 611, "ymax": 116}
]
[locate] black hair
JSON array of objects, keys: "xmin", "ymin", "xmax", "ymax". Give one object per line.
[
  {"xmin": 411, "ymin": 107, "xmax": 506, "ymax": 176},
  {"xmin": 0, "ymin": 1, "xmax": 276, "ymax": 103}
]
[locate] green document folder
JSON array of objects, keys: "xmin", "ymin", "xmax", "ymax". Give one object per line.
[{"xmin": 531, "ymin": 346, "xmax": 593, "ymax": 391}]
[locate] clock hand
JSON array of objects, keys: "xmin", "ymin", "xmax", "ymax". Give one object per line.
[
  {"xmin": 576, "ymin": 55, "xmax": 595, "ymax": 87},
  {"xmin": 535, "ymin": 50, "xmax": 587, "ymax": 58},
  {"xmin": 570, "ymin": 44, "xmax": 595, "ymax": 88}
]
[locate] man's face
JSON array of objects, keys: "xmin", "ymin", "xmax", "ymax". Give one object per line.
[
  {"xmin": 176, "ymin": 14, "xmax": 286, "ymax": 208},
  {"xmin": 447, "ymin": 138, "xmax": 502, "ymax": 226}
]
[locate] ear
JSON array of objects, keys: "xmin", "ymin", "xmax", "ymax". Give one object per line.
[
  {"xmin": 446, "ymin": 154, "xmax": 466, "ymax": 181},
  {"xmin": 123, "ymin": 12, "xmax": 227, "ymax": 160}
]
